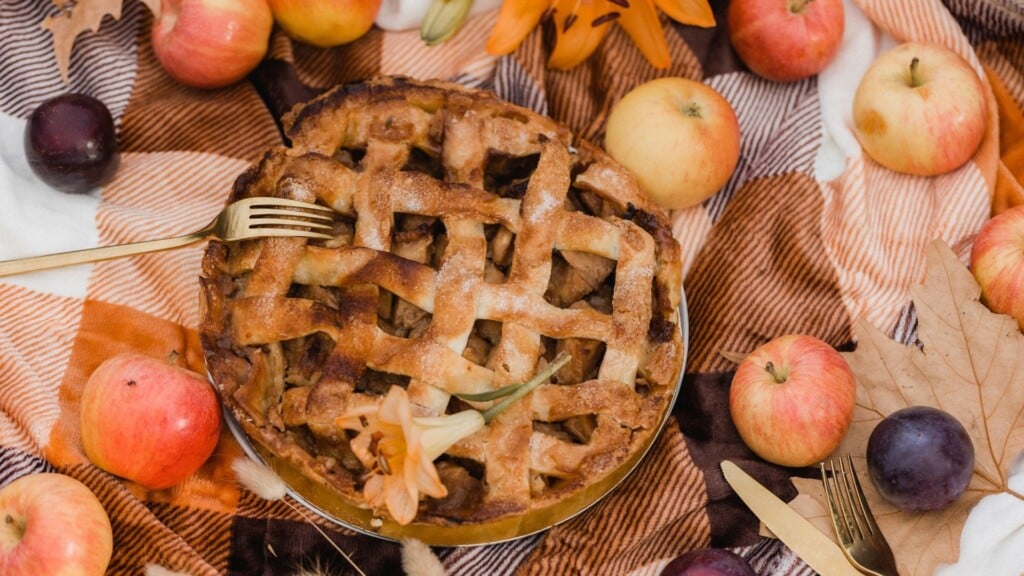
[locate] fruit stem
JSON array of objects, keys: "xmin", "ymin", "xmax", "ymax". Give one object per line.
[
  {"xmin": 909, "ymin": 57, "xmax": 922, "ymax": 88},
  {"xmin": 0, "ymin": 513, "xmax": 26, "ymax": 547},
  {"xmin": 166, "ymin": 350, "xmax": 180, "ymax": 367},
  {"xmin": 789, "ymin": 0, "xmax": 813, "ymax": 13},
  {"xmin": 764, "ymin": 361, "xmax": 787, "ymax": 384},
  {"xmin": 681, "ymin": 102, "xmax": 702, "ymax": 119}
]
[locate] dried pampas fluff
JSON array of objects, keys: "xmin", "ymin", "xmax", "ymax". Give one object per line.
[
  {"xmin": 232, "ymin": 457, "xmax": 367, "ymax": 576},
  {"xmin": 144, "ymin": 565, "xmax": 192, "ymax": 576},
  {"xmin": 292, "ymin": 557, "xmax": 337, "ymax": 576},
  {"xmin": 401, "ymin": 538, "xmax": 447, "ymax": 576},
  {"xmin": 232, "ymin": 457, "xmax": 288, "ymax": 501}
]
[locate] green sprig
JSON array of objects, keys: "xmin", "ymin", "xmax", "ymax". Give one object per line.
[{"xmin": 475, "ymin": 353, "xmax": 571, "ymax": 424}]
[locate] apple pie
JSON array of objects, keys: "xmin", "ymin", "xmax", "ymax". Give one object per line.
[{"xmin": 199, "ymin": 76, "xmax": 685, "ymax": 527}]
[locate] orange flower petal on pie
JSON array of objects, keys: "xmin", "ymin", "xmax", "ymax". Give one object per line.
[
  {"xmin": 387, "ymin": 468, "xmax": 420, "ymax": 525},
  {"xmin": 487, "ymin": 0, "xmax": 554, "ymax": 55},
  {"xmin": 616, "ymin": 0, "xmax": 671, "ymax": 69},
  {"xmin": 417, "ymin": 410, "xmax": 486, "ymax": 461},
  {"xmin": 548, "ymin": 0, "xmax": 614, "ymax": 70},
  {"xmin": 653, "ymin": 0, "xmax": 714, "ymax": 27},
  {"xmin": 363, "ymin": 474, "xmax": 386, "ymax": 507},
  {"xmin": 379, "ymin": 385, "xmax": 411, "ymax": 424},
  {"xmin": 335, "ymin": 404, "xmax": 377, "ymax": 431},
  {"xmin": 348, "ymin": 428, "xmax": 373, "ymax": 464},
  {"xmin": 414, "ymin": 452, "xmax": 448, "ymax": 499}
]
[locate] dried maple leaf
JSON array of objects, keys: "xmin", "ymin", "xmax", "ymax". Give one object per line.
[
  {"xmin": 40, "ymin": 0, "xmax": 160, "ymax": 83},
  {"xmin": 790, "ymin": 239, "xmax": 1024, "ymax": 576}
]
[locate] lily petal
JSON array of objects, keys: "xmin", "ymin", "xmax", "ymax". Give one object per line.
[
  {"xmin": 415, "ymin": 455, "xmax": 448, "ymax": 499},
  {"xmin": 415, "ymin": 410, "xmax": 485, "ymax": 461},
  {"xmin": 335, "ymin": 403, "xmax": 379, "ymax": 430},
  {"xmin": 616, "ymin": 0, "xmax": 671, "ymax": 68},
  {"xmin": 363, "ymin": 474, "xmax": 386, "ymax": 508},
  {"xmin": 548, "ymin": 0, "xmax": 615, "ymax": 70},
  {"xmin": 487, "ymin": 0, "xmax": 553, "ymax": 55},
  {"xmin": 405, "ymin": 441, "xmax": 446, "ymax": 500},
  {"xmin": 379, "ymin": 386, "xmax": 412, "ymax": 425},
  {"xmin": 654, "ymin": 0, "xmax": 714, "ymax": 27},
  {"xmin": 385, "ymin": 473, "xmax": 419, "ymax": 525},
  {"xmin": 349, "ymin": 430, "xmax": 375, "ymax": 467}
]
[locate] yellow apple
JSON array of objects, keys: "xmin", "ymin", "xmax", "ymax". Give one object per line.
[
  {"xmin": 269, "ymin": 0, "xmax": 383, "ymax": 48},
  {"xmin": 604, "ymin": 78, "xmax": 740, "ymax": 211},
  {"xmin": 852, "ymin": 42, "xmax": 987, "ymax": 176}
]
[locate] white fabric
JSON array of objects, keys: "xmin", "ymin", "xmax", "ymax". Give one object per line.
[
  {"xmin": 814, "ymin": 0, "xmax": 898, "ymax": 181},
  {"xmin": 935, "ymin": 456, "xmax": 1024, "ymax": 576},
  {"xmin": 0, "ymin": 113, "xmax": 98, "ymax": 298}
]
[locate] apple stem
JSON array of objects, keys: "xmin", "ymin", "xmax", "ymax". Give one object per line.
[
  {"xmin": 789, "ymin": 0, "xmax": 813, "ymax": 13},
  {"xmin": 682, "ymin": 102, "xmax": 702, "ymax": 119},
  {"xmin": 1, "ymin": 513, "xmax": 26, "ymax": 546},
  {"xmin": 166, "ymin": 350, "xmax": 180, "ymax": 367},
  {"xmin": 909, "ymin": 57, "xmax": 922, "ymax": 87},
  {"xmin": 764, "ymin": 361, "xmax": 787, "ymax": 384}
]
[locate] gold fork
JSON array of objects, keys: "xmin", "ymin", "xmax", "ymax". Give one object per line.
[
  {"xmin": 0, "ymin": 197, "xmax": 334, "ymax": 277},
  {"xmin": 821, "ymin": 455, "xmax": 900, "ymax": 576}
]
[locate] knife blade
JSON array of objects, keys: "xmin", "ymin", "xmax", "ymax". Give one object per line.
[{"xmin": 720, "ymin": 460, "xmax": 861, "ymax": 576}]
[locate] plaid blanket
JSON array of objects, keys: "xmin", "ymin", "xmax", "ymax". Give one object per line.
[{"xmin": 1, "ymin": 0, "xmax": 1022, "ymax": 574}]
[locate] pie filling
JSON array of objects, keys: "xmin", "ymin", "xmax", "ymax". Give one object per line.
[{"xmin": 200, "ymin": 77, "xmax": 684, "ymax": 526}]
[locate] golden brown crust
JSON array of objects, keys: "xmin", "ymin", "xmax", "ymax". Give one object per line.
[{"xmin": 200, "ymin": 76, "xmax": 684, "ymax": 526}]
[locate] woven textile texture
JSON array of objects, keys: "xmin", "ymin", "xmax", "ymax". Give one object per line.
[{"xmin": 1, "ymin": 0, "xmax": 1022, "ymax": 574}]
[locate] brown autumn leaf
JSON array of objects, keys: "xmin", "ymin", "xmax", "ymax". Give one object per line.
[
  {"xmin": 40, "ymin": 0, "xmax": 160, "ymax": 83},
  {"xmin": 790, "ymin": 239, "xmax": 1024, "ymax": 576}
]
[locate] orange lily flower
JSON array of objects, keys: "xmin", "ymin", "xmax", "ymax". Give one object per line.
[
  {"xmin": 339, "ymin": 386, "xmax": 485, "ymax": 525},
  {"xmin": 337, "ymin": 354, "xmax": 572, "ymax": 525},
  {"xmin": 487, "ymin": 0, "xmax": 715, "ymax": 70}
]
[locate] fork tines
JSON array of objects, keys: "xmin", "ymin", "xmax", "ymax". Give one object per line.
[
  {"xmin": 821, "ymin": 455, "xmax": 900, "ymax": 576},
  {"xmin": 821, "ymin": 455, "xmax": 874, "ymax": 542},
  {"xmin": 245, "ymin": 197, "xmax": 335, "ymax": 239}
]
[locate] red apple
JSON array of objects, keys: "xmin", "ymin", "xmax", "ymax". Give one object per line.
[
  {"xmin": 80, "ymin": 352, "xmax": 222, "ymax": 490},
  {"xmin": 852, "ymin": 42, "xmax": 987, "ymax": 176},
  {"xmin": 971, "ymin": 205, "xmax": 1024, "ymax": 330},
  {"xmin": 151, "ymin": 0, "xmax": 274, "ymax": 89},
  {"xmin": 269, "ymin": 0, "xmax": 383, "ymax": 48},
  {"xmin": 0, "ymin": 473, "xmax": 112, "ymax": 576},
  {"xmin": 728, "ymin": 0, "xmax": 844, "ymax": 83},
  {"xmin": 729, "ymin": 335, "xmax": 856, "ymax": 467},
  {"xmin": 604, "ymin": 77, "xmax": 741, "ymax": 210}
]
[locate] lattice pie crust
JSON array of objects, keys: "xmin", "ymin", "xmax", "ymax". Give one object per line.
[{"xmin": 200, "ymin": 77, "xmax": 685, "ymax": 526}]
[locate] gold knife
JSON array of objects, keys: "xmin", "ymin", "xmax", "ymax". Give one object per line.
[{"xmin": 720, "ymin": 460, "xmax": 862, "ymax": 576}]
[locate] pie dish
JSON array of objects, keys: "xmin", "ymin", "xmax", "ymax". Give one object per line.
[{"xmin": 199, "ymin": 76, "xmax": 686, "ymax": 540}]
